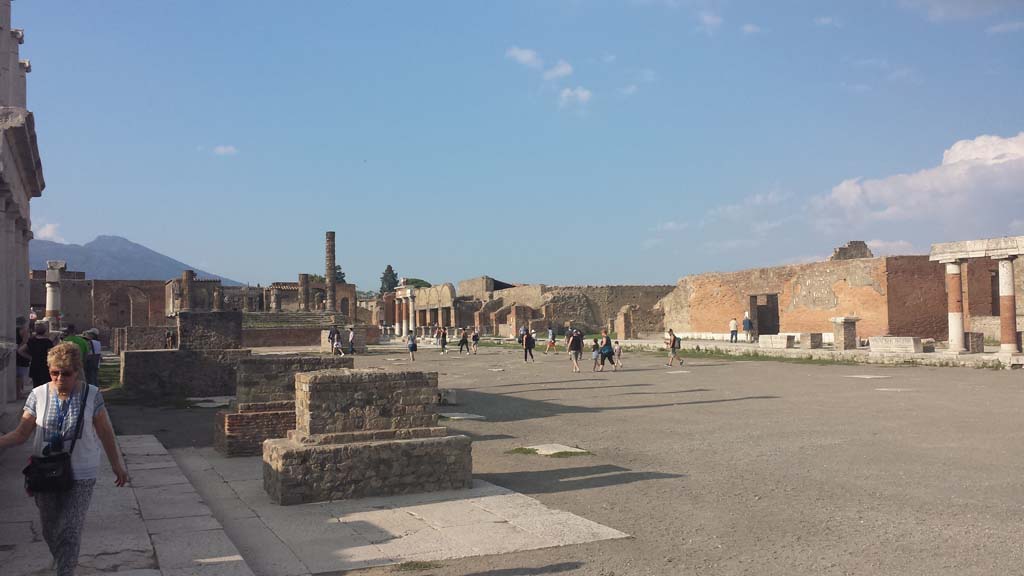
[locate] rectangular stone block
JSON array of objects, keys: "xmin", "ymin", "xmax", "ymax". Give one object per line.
[
  {"xmin": 799, "ymin": 333, "xmax": 823, "ymax": 349},
  {"xmin": 235, "ymin": 356, "xmax": 354, "ymax": 404},
  {"xmin": 758, "ymin": 335, "xmax": 795, "ymax": 349},
  {"xmin": 294, "ymin": 369, "xmax": 440, "ymax": 435},
  {"xmin": 177, "ymin": 311, "xmax": 243, "ymax": 350},
  {"xmin": 831, "ymin": 317, "xmax": 859, "ymax": 350},
  {"xmin": 263, "ymin": 435, "xmax": 473, "ymax": 505},
  {"xmin": 868, "ymin": 336, "xmax": 923, "ymax": 354},
  {"xmin": 964, "ymin": 332, "xmax": 985, "ymax": 353},
  {"xmin": 121, "ymin": 349, "xmax": 252, "ymax": 402}
]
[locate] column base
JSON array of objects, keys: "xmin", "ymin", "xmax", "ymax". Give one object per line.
[{"xmin": 999, "ymin": 343, "xmax": 1020, "ymax": 354}]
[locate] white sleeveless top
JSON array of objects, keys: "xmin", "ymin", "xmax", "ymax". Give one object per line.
[{"xmin": 26, "ymin": 383, "xmax": 104, "ymax": 480}]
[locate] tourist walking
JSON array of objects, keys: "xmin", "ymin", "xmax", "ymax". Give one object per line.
[
  {"xmin": 613, "ymin": 340, "xmax": 623, "ymax": 368},
  {"xmin": 0, "ymin": 342, "xmax": 130, "ymax": 576},
  {"xmin": 439, "ymin": 328, "xmax": 448, "ymax": 355},
  {"xmin": 27, "ymin": 322, "xmax": 55, "ymax": 388},
  {"xmin": 598, "ymin": 329, "xmax": 617, "ymax": 372},
  {"xmin": 471, "ymin": 329, "xmax": 479, "ymax": 354},
  {"xmin": 591, "ymin": 338, "xmax": 600, "ymax": 371},
  {"xmin": 729, "ymin": 318, "xmax": 739, "ymax": 343},
  {"xmin": 743, "ymin": 312, "xmax": 754, "ymax": 343},
  {"xmin": 16, "ymin": 318, "xmax": 31, "ymax": 398},
  {"xmin": 347, "ymin": 327, "xmax": 356, "ymax": 354},
  {"xmin": 665, "ymin": 328, "xmax": 681, "ymax": 366},
  {"xmin": 458, "ymin": 329, "xmax": 470, "ymax": 354},
  {"xmin": 544, "ymin": 327, "xmax": 556, "ymax": 354},
  {"xmin": 83, "ymin": 329, "xmax": 102, "ymax": 386},
  {"xmin": 568, "ymin": 328, "xmax": 583, "ymax": 373},
  {"xmin": 407, "ymin": 330, "xmax": 417, "ymax": 361},
  {"xmin": 523, "ymin": 330, "xmax": 536, "ymax": 362},
  {"xmin": 327, "ymin": 325, "xmax": 340, "ymax": 350}
]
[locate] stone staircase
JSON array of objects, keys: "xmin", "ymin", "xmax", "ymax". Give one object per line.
[{"xmin": 242, "ymin": 311, "xmax": 347, "ymax": 329}]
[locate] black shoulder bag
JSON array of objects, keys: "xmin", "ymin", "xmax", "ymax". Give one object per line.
[{"xmin": 23, "ymin": 385, "xmax": 89, "ymax": 494}]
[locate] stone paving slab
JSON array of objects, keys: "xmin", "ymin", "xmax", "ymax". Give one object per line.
[{"xmin": 173, "ymin": 447, "xmax": 630, "ymax": 575}]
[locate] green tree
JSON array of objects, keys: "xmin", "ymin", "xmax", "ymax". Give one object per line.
[
  {"xmin": 404, "ymin": 277, "xmax": 431, "ymax": 289},
  {"xmin": 380, "ymin": 264, "xmax": 399, "ymax": 294},
  {"xmin": 309, "ymin": 265, "xmax": 345, "ymax": 284}
]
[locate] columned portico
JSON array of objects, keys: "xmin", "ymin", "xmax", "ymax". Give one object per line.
[{"xmin": 996, "ymin": 257, "xmax": 1018, "ymax": 353}]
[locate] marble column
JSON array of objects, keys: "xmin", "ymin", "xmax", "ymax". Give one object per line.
[
  {"xmin": 408, "ymin": 296, "xmax": 417, "ymax": 338},
  {"xmin": 44, "ymin": 260, "xmax": 66, "ymax": 329},
  {"xmin": 398, "ymin": 298, "xmax": 407, "ymax": 336},
  {"xmin": 944, "ymin": 261, "xmax": 965, "ymax": 353},
  {"xmin": 298, "ymin": 274, "xmax": 310, "ymax": 312},
  {"xmin": 180, "ymin": 270, "xmax": 195, "ymax": 312},
  {"xmin": 996, "ymin": 257, "xmax": 1019, "ymax": 353}
]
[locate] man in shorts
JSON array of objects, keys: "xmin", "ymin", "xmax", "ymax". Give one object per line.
[
  {"xmin": 568, "ymin": 329, "xmax": 583, "ymax": 373},
  {"xmin": 665, "ymin": 328, "xmax": 681, "ymax": 366}
]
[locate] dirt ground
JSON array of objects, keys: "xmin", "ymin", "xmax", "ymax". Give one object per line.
[{"xmin": 107, "ymin": 346, "xmax": 1024, "ymax": 576}]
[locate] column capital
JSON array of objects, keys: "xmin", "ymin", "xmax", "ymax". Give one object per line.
[
  {"xmin": 937, "ymin": 258, "xmax": 963, "ymax": 265},
  {"xmin": 990, "ymin": 254, "xmax": 1018, "ymax": 261}
]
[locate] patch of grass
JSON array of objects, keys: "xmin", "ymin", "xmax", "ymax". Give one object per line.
[
  {"xmin": 97, "ymin": 361, "xmax": 121, "ymax": 391},
  {"xmin": 549, "ymin": 450, "xmax": 592, "ymax": 458},
  {"xmin": 505, "ymin": 447, "xmax": 539, "ymax": 455},
  {"xmin": 393, "ymin": 560, "xmax": 443, "ymax": 571}
]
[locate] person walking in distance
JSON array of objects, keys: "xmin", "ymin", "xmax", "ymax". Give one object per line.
[
  {"xmin": 458, "ymin": 328, "xmax": 470, "ymax": 355},
  {"xmin": 613, "ymin": 340, "xmax": 623, "ymax": 369},
  {"xmin": 665, "ymin": 328, "xmax": 681, "ymax": 366},
  {"xmin": 439, "ymin": 327, "xmax": 448, "ymax": 355},
  {"xmin": 544, "ymin": 326, "xmax": 556, "ymax": 354},
  {"xmin": 471, "ymin": 329, "xmax": 479, "ymax": 354},
  {"xmin": 407, "ymin": 330, "xmax": 417, "ymax": 361},
  {"xmin": 729, "ymin": 318, "xmax": 739, "ymax": 343},
  {"xmin": 598, "ymin": 329, "xmax": 617, "ymax": 372},
  {"xmin": 590, "ymin": 338, "xmax": 601, "ymax": 371},
  {"xmin": 0, "ymin": 342, "xmax": 130, "ymax": 576},
  {"xmin": 27, "ymin": 322, "xmax": 55, "ymax": 388},
  {"xmin": 523, "ymin": 330, "xmax": 536, "ymax": 362},
  {"xmin": 347, "ymin": 326, "xmax": 356, "ymax": 355},
  {"xmin": 743, "ymin": 312, "xmax": 754, "ymax": 343},
  {"xmin": 568, "ymin": 328, "xmax": 583, "ymax": 373}
]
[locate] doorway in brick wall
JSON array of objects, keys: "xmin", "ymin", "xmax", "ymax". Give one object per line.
[{"xmin": 748, "ymin": 294, "xmax": 780, "ymax": 336}]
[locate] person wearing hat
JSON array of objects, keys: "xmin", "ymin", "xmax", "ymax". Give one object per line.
[{"xmin": 83, "ymin": 329, "xmax": 102, "ymax": 386}]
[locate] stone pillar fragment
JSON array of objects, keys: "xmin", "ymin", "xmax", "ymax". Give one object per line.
[
  {"xmin": 996, "ymin": 257, "xmax": 1019, "ymax": 353},
  {"xmin": 298, "ymin": 274, "xmax": 310, "ymax": 312},
  {"xmin": 830, "ymin": 316, "xmax": 859, "ymax": 350},
  {"xmin": 270, "ymin": 288, "xmax": 281, "ymax": 312},
  {"xmin": 180, "ymin": 270, "xmax": 195, "ymax": 312},
  {"xmin": 325, "ymin": 231, "xmax": 337, "ymax": 312},
  {"xmin": 408, "ymin": 295, "xmax": 417, "ymax": 337},
  {"xmin": 212, "ymin": 285, "xmax": 224, "ymax": 311},
  {"xmin": 944, "ymin": 261, "xmax": 965, "ymax": 353},
  {"xmin": 44, "ymin": 260, "xmax": 66, "ymax": 328}
]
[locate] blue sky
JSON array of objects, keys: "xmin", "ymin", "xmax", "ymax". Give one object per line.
[{"xmin": 20, "ymin": 0, "xmax": 1024, "ymax": 290}]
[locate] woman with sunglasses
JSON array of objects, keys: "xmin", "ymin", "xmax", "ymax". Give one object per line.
[{"xmin": 0, "ymin": 342, "xmax": 129, "ymax": 576}]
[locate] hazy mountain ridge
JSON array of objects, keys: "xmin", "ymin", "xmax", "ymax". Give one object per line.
[{"xmin": 29, "ymin": 235, "xmax": 241, "ymax": 285}]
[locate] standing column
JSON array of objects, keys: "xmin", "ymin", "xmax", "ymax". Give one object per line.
[
  {"xmin": 996, "ymin": 257, "xmax": 1019, "ymax": 353},
  {"xmin": 409, "ymin": 295, "xmax": 417, "ymax": 337},
  {"xmin": 212, "ymin": 285, "xmax": 224, "ymax": 311},
  {"xmin": 399, "ymin": 298, "xmax": 407, "ymax": 336},
  {"xmin": 944, "ymin": 261, "xmax": 965, "ymax": 353},
  {"xmin": 394, "ymin": 297, "xmax": 401, "ymax": 335},
  {"xmin": 44, "ymin": 260, "xmax": 66, "ymax": 329},
  {"xmin": 180, "ymin": 270, "xmax": 195, "ymax": 312},
  {"xmin": 17, "ymin": 224, "xmax": 29, "ymax": 320},
  {"xmin": 325, "ymin": 231, "xmax": 337, "ymax": 312},
  {"xmin": 1, "ymin": 209, "xmax": 13, "ymax": 406},
  {"xmin": 298, "ymin": 274, "xmax": 310, "ymax": 312}
]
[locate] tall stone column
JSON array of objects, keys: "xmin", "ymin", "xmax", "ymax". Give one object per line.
[
  {"xmin": 16, "ymin": 223, "xmax": 29, "ymax": 320},
  {"xmin": 399, "ymin": 298, "xmax": 408, "ymax": 336},
  {"xmin": 212, "ymin": 284, "xmax": 224, "ymax": 311},
  {"xmin": 996, "ymin": 257, "xmax": 1019, "ymax": 353},
  {"xmin": 298, "ymin": 274, "xmax": 310, "ymax": 312},
  {"xmin": 44, "ymin": 260, "xmax": 66, "ymax": 329},
  {"xmin": 1, "ymin": 209, "xmax": 13, "ymax": 405},
  {"xmin": 394, "ymin": 298, "xmax": 401, "ymax": 335},
  {"xmin": 944, "ymin": 261, "xmax": 965, "ymax": 353},
  {"xmin": 180, "ymin": 270, "xmax": 195, "ymax": 312},
  {"xmin": 409, "ymin": 295, "xmax": 417, "ymax": 337},
  {"xmin": 270, "ymin": 288, "xmax": 281, "ymax": 312},
  {"xmin": 325, "ymin": 231, "xmax": 337, "ymax": 312}
]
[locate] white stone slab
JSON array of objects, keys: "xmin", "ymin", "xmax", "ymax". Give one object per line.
[
  {"xmin": 526, "ymin": 444, "xmax": 589, "ymax": 456},
  {"xmin": 440, "ymin": 412, "xmax": 486, "ymax": 420},
  {"xmin": 759, "ymin": 335, "xmax": 796, "ymax": 349},
  {"xmin": 843, "ymin": 375, "xmax": 893, "ymax": 380},
  {"xmin": 875, "ymin": 388, "xmax": 916, "ymax": 392},
  {"xmin": 488, "ymin": 368, "xmax": 505, "ymax": 372},
  {"xmin": 667, "ymin": 370, "xmax": 691, "ymax": 374},
  {"xmin": 869, "ymin": 336, "xmax": 923, "ymax": 354}
]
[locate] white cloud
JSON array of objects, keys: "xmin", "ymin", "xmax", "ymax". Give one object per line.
[
  {"xmin": 543, "ymin": 59, "xmax": 573, "ymax": 80},
  {"xmin": 559, "ymin": 87, "xmax": 592, "ymax": 107},
  {"xmin": 841, "ymin": 82, "xmax": 872, "ymax": 93},
  {"xmin": 505, "ymin": 46, "xmax": 543, "ymax": 69},
  {"xmin": 698, "ymin": 10, "xmax": 723, "ymax": 33},
  {"xmin": 987, "ymin": 20, "xmax": 1024, "ymax": 34},
  {"xmin": 741, "ymin": 23, "xmax": 761, "ymax": 34},
  {"xmin": 866, "ymin": 239, "xmax": 918, "ymax": 255},
  {"xmin": 653, "ymin": 221, "xmax": 688, "ymax": 232},
  {"xmin": 641, "ymin": 237, "xmax": 666, "ymax": 250},
  {"xmin": 638, "ymin": 68, "xmax": 657, "ymax": 83},
  {"xmin": 813, "ymin": 132, "xmax": 1024, "ymax": 238},
  {"xmin": 814, "ymin": 16, "xmax": 841, "ymax": 27},
  {"xmin": 602, "ymin": 53, "xmax": 617, "ymax": 64},
  {"xmin": 620, "ymin": 84, "xmax": 638, "ymax": 96},
  {"xmin": 212, "ymin": 145, "xmax": 238, "ymax": 156},
  {"xmin": 33, "ymin": 222, "xmax": 64, "ymax": 243},
  {"xmin": 901, "ymin": 0, "xmax": 1023, "ymax": 20},
  {"xmin": 706, "ymin": 190, "xmax": 791, "ymax": 222}
]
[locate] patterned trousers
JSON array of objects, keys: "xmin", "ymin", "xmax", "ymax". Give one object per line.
[{"xmin": 34, "ymin": 478, "xmax": 96, "ymax": 576}]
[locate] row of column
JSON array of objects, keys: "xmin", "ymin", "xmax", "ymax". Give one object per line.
[
  {"xmin": 1, "ymin": 205, "xmax": 31, "ymax": 407},
  {"xmin": 944, "ymin": 257, "xmax": 1019, "ymax": 354},
  {"xmin": 393, "ymin": 295, "xmax": 417, "ymax": 337}
]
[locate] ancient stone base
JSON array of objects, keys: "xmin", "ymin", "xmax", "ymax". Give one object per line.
[
  {"xmin": 799, "ymin": 333, "xmax": 823, "ymax": 349},
  {"xmin": 263, "ymin": 434, "xmax": 472, "ymax": 505},
  {"xmin": 964, "ymin": 332, "xmax": 985, "ymax": 353},
  {"xmin": 759, "ymin": 335, "xmax": 794, "ymax": 349},
  {"xmin": 215, "ymin": 401, "xmax": 296, "ymax": 457}
]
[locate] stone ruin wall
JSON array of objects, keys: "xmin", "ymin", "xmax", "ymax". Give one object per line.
[
  {"xmin": 658, "ymin": 257, "xmax": 894, "ymax": 338},
  {"xmin": 883, "ymin": 256, "xmax": 947, "ymax": 340},
  {"xmin": 29, "ymin": 278, "xmax": 169, "ymax": 344}
]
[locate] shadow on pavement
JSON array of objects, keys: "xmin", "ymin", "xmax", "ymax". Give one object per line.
[
  {"xmin": 463, "ymin": 562, "xmax": 585, "ymax": 576},
  {"xmin": 478, "ymin": 464, "xmax": 685, "ymax": 495}
]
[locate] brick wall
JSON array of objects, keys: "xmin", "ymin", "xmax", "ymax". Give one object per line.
[
  {"xmin": 241, "ymin": 327, "xmax": 321, "ymax": 348},
  {"xmin": 177, "ymin": 311, "xmax": 242, "ymax": 350},
  {"xmin": 215, "ymin": 401, "xmax": 296, "ymax": 456},
  {"xmin": 884, "ymin": 256, "xmax": 947, "ymax": 340},
  {"xmin": 295, "ymin": 369, "xmax": 439, "ymax": 435},
  {"xmin": 235, "ymin": 355, "xmax": 354, "ymax": 403}
]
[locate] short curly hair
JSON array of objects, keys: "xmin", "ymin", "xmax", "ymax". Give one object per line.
[{"xmin": 47, "ymin": 342, "xmax": 83, "ymax": 376}]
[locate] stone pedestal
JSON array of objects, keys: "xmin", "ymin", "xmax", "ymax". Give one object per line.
[
  {"xmin": 758, "ymin": 335, "xmax": 794, "ymax": 349},
  {"xmin": 830, "ymin": 317, "xmax": 860, "ymax": 350},
  {"xmin": 868, "ymin": 336, "xmax": 923, "ymax": 354},
  {"xmin": 44, "ymin": 260, "xmax": 65, "ymax": 328},
  {"xmin": 964, "ymin": 332, "xmax": 985, "ymax": 353},
  {"xmin": 263, "ymin": 369, "xmax": 472, "ymax": 505},
  {"xmin": 799, "ymin": 333, "xmax": 823, "ymax": 349}
]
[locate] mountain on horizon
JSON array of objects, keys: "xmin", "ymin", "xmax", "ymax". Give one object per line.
[{"xmin": 29, "ymin": 235, "xmax": 242, "ymax": 285}]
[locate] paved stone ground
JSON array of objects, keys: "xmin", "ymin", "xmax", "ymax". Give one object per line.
[
  {"xmin": 40, "ymin": 344, "xmax": 1024, "ymax": 575},
  {"xmin": 0, "ymin": 433, "xmax": 254, "ymax": 575},
  {"xmin": 172, "ymin": 447, "xmax": 626, "ymax": 574}
]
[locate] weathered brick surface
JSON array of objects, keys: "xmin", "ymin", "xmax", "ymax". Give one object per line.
[
  {"xmin": 215, "ymin": 403, "xmax": 296, "ymax": 456},
  {"xmin": 263, "ymin": 368, "xmax": 472, "ymax": 505},
  {"xmin": 124, "ymin": 326, "xmax": 174, "ymax": 351},
  {"xmin": 235, "ymin": 355, "xmax": 354, "ymax": 403},
  {"xmin": 177, "ymin": 311, "xmax": 242, "ymax": 350},
  {"xmin": 121, "ymin": 349, "xmax": 251, "ymax": 401},
  {"xmin": 884, "ymin": 257, "xmax": 947, "ymax": 340}
]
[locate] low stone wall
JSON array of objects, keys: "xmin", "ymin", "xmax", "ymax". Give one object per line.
[
  {"xmin": 969, "ymin": 315, "xmax": 1024, "ymax": 341},
  {"xmin": 241, "ymin": 327, "xmax": 322, "ymax": 348},
  {"xmin": 235, "ymin": 355, "xmax": 354, "ymax": 404},
  {"xmin": 121, "ymin": 349, "xmax": 252, "ymax": 402},
  {"xmin": 263, "ymin": 369, "xmax": 473, "ymax": 505},
  {"xmin": 178, "ymin": 311, "xmax": 242, "ymax": 350},
  {"xmin": 124, "ymin": 326, "xmax": 174, "ymax": 351},
  {"xmin": 215, "ymin": 401, "xmax": 296, "ymax": 457},
  {"xmin": 759, "ymin": 335, "xmax": 795, "ymax": 349},
  {"xmin": 869, "ymin": 336, "xmax": 923, "ymax": 354}
]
